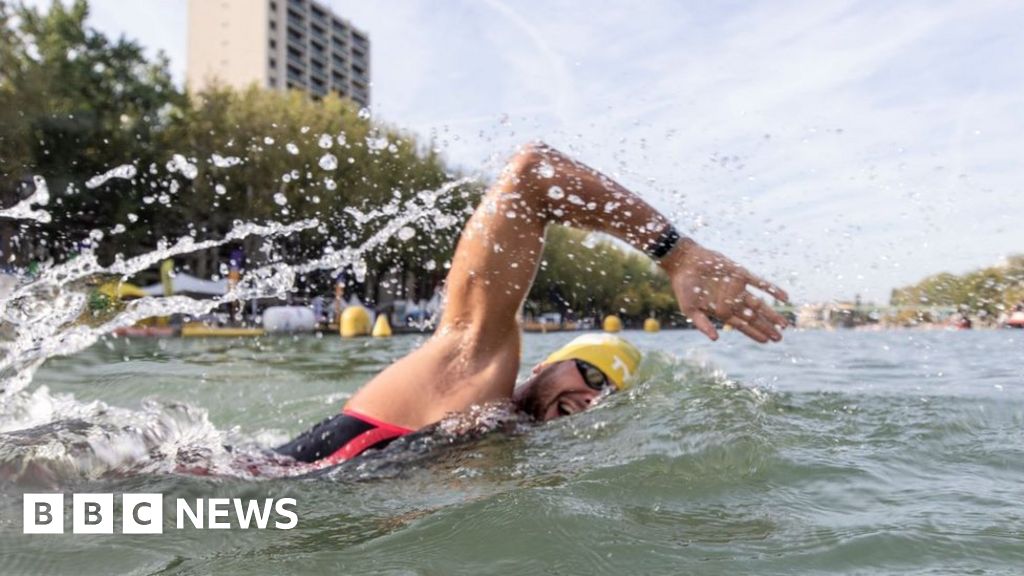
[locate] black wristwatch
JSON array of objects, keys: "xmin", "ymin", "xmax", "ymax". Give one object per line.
[{"xmin": 645, "ymin": 224, "xmax": 682, "ymax": 260}]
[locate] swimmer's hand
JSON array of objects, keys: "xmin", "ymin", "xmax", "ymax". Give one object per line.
[{"xmin": 661, "ymin": 239, "xmax": 790, "ymax": 343}]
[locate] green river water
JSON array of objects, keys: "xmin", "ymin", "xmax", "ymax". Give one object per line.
[{"xmin": 1, "ymin": 329, "xmax": 1022, "ymax": 575}]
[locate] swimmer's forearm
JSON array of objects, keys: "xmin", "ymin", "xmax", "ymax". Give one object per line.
[
  {"xmin": 440, "ymin": 143, "xmax": 692, "ymax": 335},
  {"xmin": 518, "ymin": 143, "xmax": 682, "ymax": 259}
]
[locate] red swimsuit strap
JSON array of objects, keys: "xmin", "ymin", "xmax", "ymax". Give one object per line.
[
  {"xmin": 341, "ymin": 408, "xmax": 414, "ymax": 435},
  {"xmin": 320, "ymin": 409, "xmax": 415, "ymax": 466}
]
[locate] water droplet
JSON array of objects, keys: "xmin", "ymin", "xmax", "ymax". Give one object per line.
[
  {"xmin": 319, "ymin": 153, "xmax": 338, "ymax": 170},
  {"xmin": 126, "ymin": 212, "xmax": 138, "ymax": 223},
  {"xmin": 210, "ymin": 154, "xmax": 241, "ymax": 168},
  {"xmin": 397, "ymin": 227, "xmax": 416, "ymax": 241},
  {"xmin": 425, "ymin": 259, "xmax": 437, "ymax": 271},
  {"xmin": 85, "ymin": 164, "xmax": 137, "ymax": 189},
  {"xmin": 366, "ymin": 136, "xmax": 388, "ymax": 150},
  {"xmin": 318, "ymin": 134, "xmax": 333, "ymax": 149},
  {"xmin": 215, "ymin": 184, "xmax": 226, "ymax": 195},
  {"xmin": 264, "ymin": 136, "xmax": 275, "ymax": 145},
  {"xmin": 286, "ymin": 142, "xmax": 299, "ymax": 155},
  {"xmin": 547, "ymin": 186, "xmax": 565, "ymax": 200},
  {"xmin": 324, "ymin": 178, "xmax": 337, "ymax": 191},
  {"xmin": 537, "ymin": 162, "xmax": 555, "ymax": 178},
  {"xmin": 358, "ymin": 107, "xmax": 372, "ymax": 120},
  {"xmin": 166, "ymin": 154, "xmax": 198, "ymax": 179},
  {"xmin": 273, "ymin": 193, "xmax": 288, "ymax": 206}
]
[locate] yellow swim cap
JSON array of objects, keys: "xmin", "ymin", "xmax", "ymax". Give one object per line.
[{"xmin": 544, "ymin": 334, "xmax": 642, "ymax": 390}]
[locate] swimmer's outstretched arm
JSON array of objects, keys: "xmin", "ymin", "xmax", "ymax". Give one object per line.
[
  {"xmin": 345, "ymin": 143, "xmax": 789, "ymax": 429},
  {"xmin": 441, "ymin": 142, "xmax": 790, "ymax": 344}
]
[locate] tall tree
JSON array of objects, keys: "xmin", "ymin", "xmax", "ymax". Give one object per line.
[{"xmin": 0, "ymin": 0, "xmax": 181, "ymax": 264}]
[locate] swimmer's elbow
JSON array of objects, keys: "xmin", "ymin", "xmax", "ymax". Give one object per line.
[{"xmin": 506, "ymin": 141, "xmax": 550, "ymax": 177}]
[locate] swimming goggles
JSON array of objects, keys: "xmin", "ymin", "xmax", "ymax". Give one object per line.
[{"xmin": 575, "ymin": 360, "xmax": 612, "ymax": 392}]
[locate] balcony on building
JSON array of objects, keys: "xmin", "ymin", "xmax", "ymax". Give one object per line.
[
  {"xmin": 286, "ymin": 47, "xmax": 305, "ymax": 71},
  {"xmin": 351, "ymin": 65, "xmax": 368, "ymax": 84},
  {"xmin": 310, "ymin": 23, "xmax": 327, "ymax": 43},
  {"xmin": 286, "ymin": 5, "xmax": 305, "ymax": 25},
  {"xmin": 310, "ymin": 39, "xmax": 326, "ymax": 59},
  {"xmin": 310, "ymin": 3, "xmax": 327, "ymax": 22},
  {"xmin": 351, "ymin": 30, "xmax": 369, "ymax": 51},
  {"xmin": 286, "ymin": 24, "xmax": 306, "ymax": 47},
  {"xmin": 310, "ymin": 59, "xmax": 327, "ymax": 81},
  {"xmin": 310, "ymin": 75, "xmax": 327, "ymax": 98}
]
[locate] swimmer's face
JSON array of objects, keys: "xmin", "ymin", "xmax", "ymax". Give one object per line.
[{"xmin": 511, "ymin": 360, "xmax": 613, "ymax": 421}]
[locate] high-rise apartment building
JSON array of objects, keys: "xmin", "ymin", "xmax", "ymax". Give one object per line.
[{"xmin": 188, "ymin": 0, "xmax": 371, "ymax": 108}]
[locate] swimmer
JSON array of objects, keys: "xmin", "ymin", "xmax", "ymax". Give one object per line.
[{"xmin": 276, "ymin": 143, "xmax": 790, "ymax": 467}]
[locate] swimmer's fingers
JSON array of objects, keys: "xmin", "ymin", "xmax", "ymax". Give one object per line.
[
  {"xmin": 725, "ymin": 315, "xmax": 770, "ymax": 343},
  {"xmin": 686, "ymin": 309, "xmax": 718, "ymax": 341},
  {"xmin": 743, "ymin": 270, "xmax": 789, "ymax": 304},
  {"xmin": 741, "ymin": 303, "xmax": 783, "ymax": 342},
  {"xmin": 742, "ymin": 292, "xmax": 789, "ymax": 333}
]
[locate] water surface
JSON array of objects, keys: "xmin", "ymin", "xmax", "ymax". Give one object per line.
[{"xmin": 1, "ymin": 330, "xmax": 1022, "ymax": 575}]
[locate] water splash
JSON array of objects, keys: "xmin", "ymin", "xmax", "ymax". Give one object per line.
[
  {"xmin": 84, "ymin": 164, "xmax": 138, "ymax": 189},
  {"xmin": 0, "ymin": 169, "xmax": 475, "ymax": 402},
  {"xmin": 0, "ymin": 176, "xmax": 51, "ymax": 223}
]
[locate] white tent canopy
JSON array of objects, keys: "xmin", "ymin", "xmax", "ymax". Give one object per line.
[{"xmin": 142, "ymin": 273, "xmax": 228, "ymax": 296}]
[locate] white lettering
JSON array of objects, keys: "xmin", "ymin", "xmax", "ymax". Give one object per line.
[
  {"xmin": 176, "ymin": 499, "xmax": 203, "ymax": 529},
  {"xmin": 274, "ymin": 498, "xmax": 298, "ymax": 530},
  {"xmin": 233, "ymin": 499, "xmax": 273, "ymax": 529},
  {"xmin": 208, "ymin": 498, "xmax": 231, "ymax": 529}
]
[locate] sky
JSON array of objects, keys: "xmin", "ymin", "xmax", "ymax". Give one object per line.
[{"xmin": 25, "ymin": 0, "xmax": 1024, "ymax": 303}]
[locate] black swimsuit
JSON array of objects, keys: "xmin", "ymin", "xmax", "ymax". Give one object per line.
[{"xmin": 275, "ymin": 409, "xmax": 413, "ymax": 465}]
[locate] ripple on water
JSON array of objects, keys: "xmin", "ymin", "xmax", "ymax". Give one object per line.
[{"xmin": 1, "ymin": 332, "xmax": 1024, "ymax": 574}]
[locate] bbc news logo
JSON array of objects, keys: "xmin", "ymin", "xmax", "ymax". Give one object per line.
[{"xmin": 23, "ymin": 493, "xmax": 298, "ymax": 534}]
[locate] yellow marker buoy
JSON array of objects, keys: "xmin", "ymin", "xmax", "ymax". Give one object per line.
[
  {"xmin": 643, "ymin": 318, "xmax": 661, "ymax": 332},
  {"xmin": 372, "ymin": 314, "xmax": 393, "ymax": 337},
  {"xmin": 340, "ymin": 306, "xmax": 372, "ymax": 338},
  {"xmin": 603, "ymin": 315, "xmax": 622, "ymax": 333}
]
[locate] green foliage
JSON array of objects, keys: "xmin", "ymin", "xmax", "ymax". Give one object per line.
[
  {"xmin": 0, "ymin": 0, "xmax": 180, "ymax": 254},
  {"xmin": 1, "ymin": 0, "xmax": 671, "ymax": 318},
  {"xmin": 162, "ymin": 85, "xmax": 477, "ymax": 294},
  {"xmin": 528, "ymin": 226, "xmax": 679, "ymax": 323},
  {"xmin": 0, "ymin": 0, "xmax": 478, "ymax": 303},
  {"xmin": 890, "ymin": 255, "xmax": 1024, "ymax": 318}
]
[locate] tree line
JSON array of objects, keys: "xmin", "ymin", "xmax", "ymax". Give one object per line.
[
  {"xmin": 0, "ymin": 0, "xmax": 682, "ymax": 325},
  {"xmin": 889, "ymin": 254, "xmax": 1024, "ymax": 322}
]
